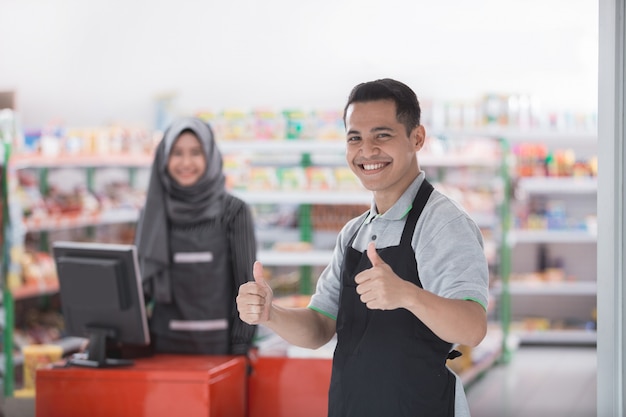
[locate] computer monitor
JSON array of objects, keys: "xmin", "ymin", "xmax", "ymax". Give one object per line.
[{"xmin": 52, "ymin": 241, "xmax": 150, "ymax": 368}]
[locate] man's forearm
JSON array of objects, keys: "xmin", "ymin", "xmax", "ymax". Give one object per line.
[{"xmin": 264, "ymin": 305, "xmax": 335, "ymax": 349}]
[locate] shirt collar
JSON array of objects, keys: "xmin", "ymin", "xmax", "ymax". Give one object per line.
[{"xmin": 364, "ymin": 171, "xmax": 426, "ymax": 224}]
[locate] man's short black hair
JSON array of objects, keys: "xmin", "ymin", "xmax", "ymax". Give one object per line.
[{"xmin": 343, "ymin": 78, "xmax": 421, "ymax": 136}]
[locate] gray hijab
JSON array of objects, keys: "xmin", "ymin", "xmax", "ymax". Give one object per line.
[{"xmin": 135, "ymin": 117, "xmax": 227, "ymax": 302}]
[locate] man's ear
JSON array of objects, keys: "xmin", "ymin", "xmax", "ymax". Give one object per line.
[{"xmin": 413, "ymin": 125, "xmax": 426, "ymax": 151}]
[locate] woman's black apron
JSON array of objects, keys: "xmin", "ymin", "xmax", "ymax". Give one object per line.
[
  {"xmin": 150, "ymin": 220, "xmax": 232, "ymax": 354},
  {"xmin": 328, "ymin": 180, "xmax": 457, "ymax": 417}
]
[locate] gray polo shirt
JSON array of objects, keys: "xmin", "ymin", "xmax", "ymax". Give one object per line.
[
  {"xmin": 308, "ymin": 171, "xmax": 489, "ymax": 417},
  {"xmin": 309, "ymin": 171, "xmax": 489, "ymax": 318}
]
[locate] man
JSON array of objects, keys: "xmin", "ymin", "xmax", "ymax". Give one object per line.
[{"xmin": 237, "ymin": 78, "xmax": 489, "ymax": 417}]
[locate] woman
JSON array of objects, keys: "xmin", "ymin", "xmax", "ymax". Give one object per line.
[{"xmin": 135, "ymin": 116, "xmax": 257, "ymax": 355}]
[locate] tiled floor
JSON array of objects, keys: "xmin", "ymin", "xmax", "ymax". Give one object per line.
[{"xmin": 466, "ymin": 345, "xmax": 597, "ymax": 417}]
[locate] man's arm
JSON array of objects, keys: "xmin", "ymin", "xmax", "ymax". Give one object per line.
[
  {"xmin": 402, "ymin": 289, "xmax": 487, "ymax": 347},
  {"xmin": 355, "ymin": 243, "xmax": 487, "ymax": 347},
  {"xmin": 237, "ymin": 261, "xmax": 336, "ymax": 349}
]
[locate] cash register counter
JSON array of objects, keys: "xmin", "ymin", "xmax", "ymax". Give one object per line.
[{"xmin": 36, "ymin": 352, "xmax": 332, "ymax": 417}]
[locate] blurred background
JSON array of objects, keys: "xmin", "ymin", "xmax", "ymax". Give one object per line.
[{"xmin": 0, "ymin": 0, "xmax": 598, "ymax": 129}]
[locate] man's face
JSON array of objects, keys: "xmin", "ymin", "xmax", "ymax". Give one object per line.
[{"xmin": 345, "ymin": 99, "xmax": 423, "ymax": 198}]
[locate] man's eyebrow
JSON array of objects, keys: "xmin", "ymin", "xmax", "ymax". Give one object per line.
[
  {"xmin": 347, "ymin": 126, "xmax": 394, "ymax": 136},
  {"xmin": 371, "ymin": 126, "xmax": 394, "ymax": 133}
]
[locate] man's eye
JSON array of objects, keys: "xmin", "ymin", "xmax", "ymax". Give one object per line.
[{"xmin": 347, "ymin": 136, "xmax": 360, "ymax": 142}]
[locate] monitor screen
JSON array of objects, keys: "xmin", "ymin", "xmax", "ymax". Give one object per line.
[{"xmin": 53, "ymin": 241, "xmax": 150, "ymax": 368}]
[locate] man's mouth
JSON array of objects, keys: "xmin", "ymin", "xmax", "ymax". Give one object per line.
[{"xmin": 360, "ymin": 162, "xmax": 388, "ymax": 171}]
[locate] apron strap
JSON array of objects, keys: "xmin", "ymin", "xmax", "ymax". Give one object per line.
[{"xmin": 400, "ymin": 179, "xmax": 434, "ymax": 247}]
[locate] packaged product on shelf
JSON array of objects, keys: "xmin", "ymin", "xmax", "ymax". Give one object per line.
[
  {"xmin": 311, "ymin": 204, "xmax": 369, "ymax": 231},
  {"xmin": 20, "ymin": 344, "xmax": 64, "ymax": 396},
  {"xmin": 252, "ymin": 108, "xmax": 285, "ymax": 140},
  {"xmin": 312, "ymin": 109, "xmax": 344, "ymax": 141},
  {"xmin": 266, "ymin": 269, "xmax": 301, "ymax": 295},
  {"xmin": 482, "ymin": 94, "xmax": 510, "ymax": 126},
  {"xmin": 544, "ymin": 200, "xmax": 567, "ymax": 229},
  {"xmin": 223, "ymin": 154, "xmax": 251, "ymax": 190},
  {"xmin": 283, "ymin": 109, "xmax": 314, "ymax": 140},
  {"xmin": 219, "ymin": 109, "xmax": 254, "ymax": 141},
  {"xmin": 277, "ymin": 167, "xmax": 307, "ymax": 191},
  {"xmin": 306, "ymin": 167, "xmax": 334, "ymax": 191},
  {"xmin": 13, "ymin": 249, "xmax": 57, "ymax": 289},
  {"xmin": 333, "ymin": 167, "xmax": 361, "ymax": 191},
  {"xmin": 15, "ymin": 170, "xmax": 46, "ymax": 219},
  {"xmin": 249, "ymin": 167, "xmax": 279, "ymax": 190},
  {"xmin": 272, "ymin": 241, "xmax": 313, "ymax": 252}
]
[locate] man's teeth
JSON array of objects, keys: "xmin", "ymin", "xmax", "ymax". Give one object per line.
[{"xmin": 363, "ymin": 163, "xmax": 385, "ymax": 170}]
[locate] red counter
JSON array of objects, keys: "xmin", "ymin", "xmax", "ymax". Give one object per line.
[
  {"xmin": 36, "ymin": 354, "xmax": 247, "ymax": 417},
  {"xmin": 247, "ymin": 354, "xmax": 332, "ymax": 417}
]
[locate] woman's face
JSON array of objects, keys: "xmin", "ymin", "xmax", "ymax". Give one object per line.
[{"xmin": 167, "ymin": 131, "xmax": 207, "ymax": 187}]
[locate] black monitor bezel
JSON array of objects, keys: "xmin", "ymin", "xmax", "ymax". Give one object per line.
[{"xmin": 53, "ymin": 241, "xmax": 150, "ymax": 367}]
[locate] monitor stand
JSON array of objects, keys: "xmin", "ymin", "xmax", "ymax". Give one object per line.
[{"xmin": 67, "ymin": 327, "xmax": 134, "ymax": 368}]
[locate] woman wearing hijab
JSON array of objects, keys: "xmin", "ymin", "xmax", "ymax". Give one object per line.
[{"xmin": 135, "ymin": 116, "xmax": 257, "ymax": 355}]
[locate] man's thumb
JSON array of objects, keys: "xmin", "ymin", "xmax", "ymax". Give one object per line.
[
  {"xmin": 367, "ymin": 242, "xmax": 384, "ymax": 267},
  {"xmin": 253, "ymin": 261, "xmax": 267, "ymax": 284}
]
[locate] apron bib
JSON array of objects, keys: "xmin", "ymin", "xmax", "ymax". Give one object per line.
[
  {"xmin": 328, "ymin": 180, "xmax": 456, "ymax": 417},
  {"xmin": 150, "ymin": 221, "xmax": 233, "ymax": 354}
]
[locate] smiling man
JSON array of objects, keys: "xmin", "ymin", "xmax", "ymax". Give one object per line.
[{"xmin": 237, "ymin": 78, "xmax": 489, "ymax": 417}]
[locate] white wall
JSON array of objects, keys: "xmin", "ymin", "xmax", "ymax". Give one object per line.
[{"xmin": 0, "ymin": 0, "xmax": 598, "ymax": 129}]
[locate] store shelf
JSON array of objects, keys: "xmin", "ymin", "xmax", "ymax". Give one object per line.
[
  {"xmin": 232, "ymin": 190, "xmax": 371, "ymax": 205},
  {"xmin": 9, "ymin": 154, "xmax": 153, "ymax": 169},
  {"xmin": 3, "ymin": 144, "xmax": 152, "ymax": 397},
  {"xmin": 509, "ymin": 229, "xmax": 596, "ymax": 244},
  {"xmin": 10, "ymin": 281, "xmax": 59, "ymax": 300},
  {"xmin": 258, "ymin": 250, "xmax": 333, "ymax": 267},
  {"xmin": 506, "ymin": 132, "xmax": 597, "ymax": 348},
  {"xmin": 219, "ymin": 140, "xmax": 346, "ymax": 154},
  {"xmin": 516, "ymin": 329, "xmax": 596, "ymax": 345},
  {"xmin": 516, "ymin": 176, "xmax": 597, "ymax": 194},
  {"xmin": 23, "ymin": 208, "xmax": 140, "ymax": 232},
  {"xmin": 459, "ymin": 345, "xmax": 502, "ymax": 386},
  {"xmin": 439, "ymin": 128, "xmax": 597, "ymax": 144},
  {"xmin": 492, "ymin": 280, "xmax": 596, "ymax": 296},
  {"xmin": 458, "ymin": 326, "xmax": 504, "ymax": 386}
]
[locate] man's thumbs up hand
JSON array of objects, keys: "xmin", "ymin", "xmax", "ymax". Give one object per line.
[
  {"xmin": 356, "ymin": 242, "xmax": 409, "ymax": 311},
  {"xmin": 367, "ymin": 241, "xmax": 385, "ymax": 267},
  {"xmin": 237, "ymin": 261, "xmax": 273, "ymax": 325}
]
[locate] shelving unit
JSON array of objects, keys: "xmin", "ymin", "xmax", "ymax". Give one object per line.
[
  {"xmin": 1, "ymin": 128, "xmax": 513, "ymax": 393},
  {"xmin": 1, "ymin": 111, "xmax": 17, "ymax": 398},
  {"xmin": 2, "ymin": 152, "xmax": 151, "ymax": 397},
  {"xmin": 504, "ymin": 135, "xmax": 598, "ymax": 346}
]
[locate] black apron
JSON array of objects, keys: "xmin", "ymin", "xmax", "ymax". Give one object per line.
[
  {"xmin": 150, "ymin": 220, "xmax": 233, "ymax": 354},
  {"xmin": 328, "ymin": 180, "xmax": 457, "ymax": 417}
]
